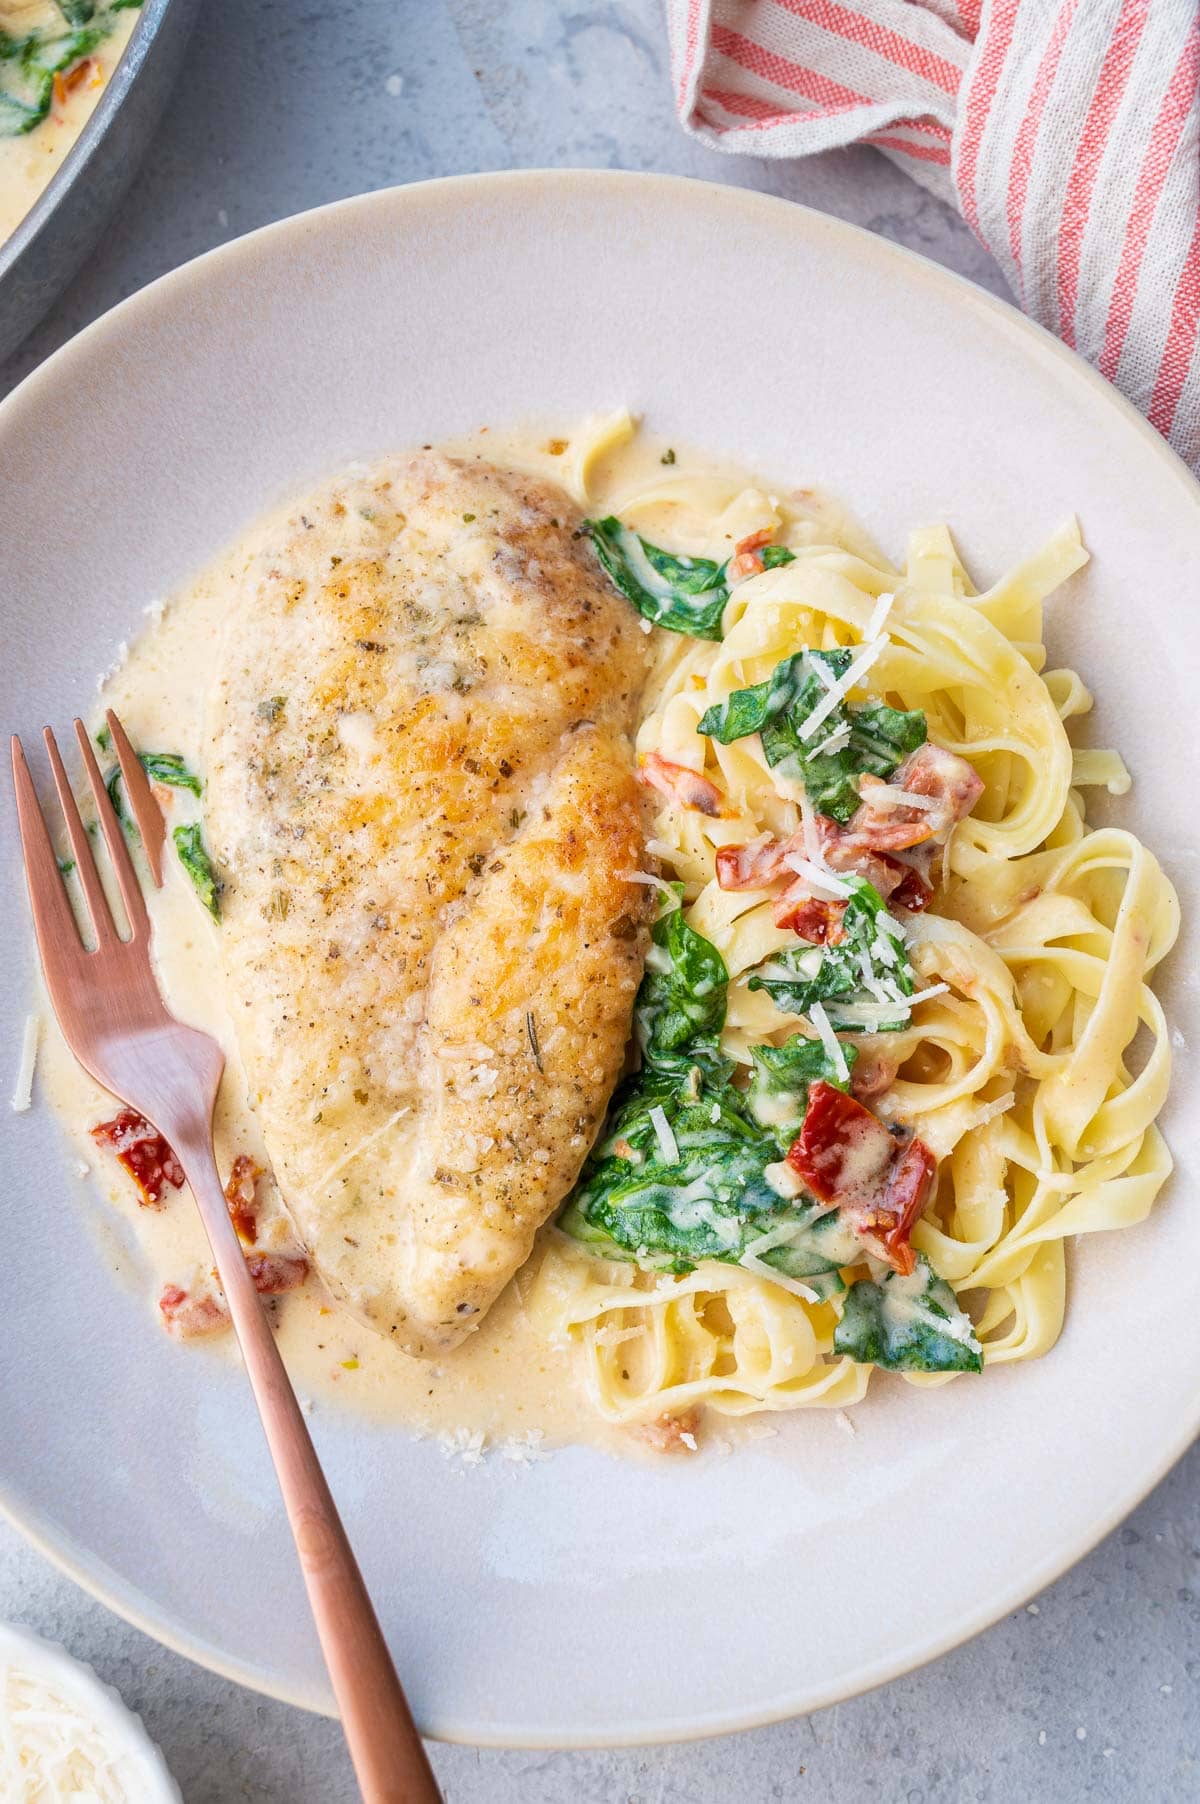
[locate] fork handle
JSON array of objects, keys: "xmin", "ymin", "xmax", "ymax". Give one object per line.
[{"xmin": 173, "ymin": 1133, "xmax": 443, "ymax": 1804}]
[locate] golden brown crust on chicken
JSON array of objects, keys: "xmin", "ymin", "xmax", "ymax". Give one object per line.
[{"xmin": 206, "ymin": 452, "xmax": 652, "ymax": 1353}]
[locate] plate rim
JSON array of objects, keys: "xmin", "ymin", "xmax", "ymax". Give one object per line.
[{"xmin": 2, "ymin": 166, "xmax": 1198, "ymax": 1746}]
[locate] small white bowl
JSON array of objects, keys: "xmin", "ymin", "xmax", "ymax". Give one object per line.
[{"xmin": 0, "ymin": 1620, "xmax": 181, "ymax": 1802}]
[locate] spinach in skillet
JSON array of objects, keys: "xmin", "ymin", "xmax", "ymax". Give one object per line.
[{"xmin": 0, "ymin": 3, "xmax": 139, "ymax": 138}]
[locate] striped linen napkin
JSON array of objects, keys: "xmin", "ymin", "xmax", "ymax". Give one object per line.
[{"xmin": 666, "ymin": 2, "xmax": 1200, "ymax": 471}]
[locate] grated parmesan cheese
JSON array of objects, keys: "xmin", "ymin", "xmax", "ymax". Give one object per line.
[
  {"xmin": 824, "ymin": 982, "xmax": 950, "ymax": 1033},
  {"xmin": 309, "ymin": 1105, "xmax": 410, "ymax": 1198},
  {"xmin": 910, "ymin": 983, "xmax": 951, "ymax": 1005},
  {"xmin": 797, "ymin": 785, "xmax": 824, "ymax": 865},
  {"xmin": 964, "ymin": 1091, "xmax": 1016, "ymax": 1132},
  {"xmin": 799, "ymin": 637, "xmax": 889, "ymax": 742},
  {"xmin": 781, "ymin": 855, "xmax": 853, "ymax": 899},
  {"xmin": 806, "ymin": 724, "xmax": 852, "ymax": 760},
  {"xmin": 11, "ymin": 1014, "xmax": 38, "ymax": 1113},
  {"xmin": 648, "ymin": 1105, "xmax": 678, "ymax": 1166},
  {"xmin": 864, "ymin": 590, "xmax": 895, "ymax": 640},
  {"xmin": 808, "ymin": 1001, "xmax": 849, "ymax": 1081},
  {"xmin": 438, "ymin": 1426, "xmax": 488, "ymax": 1465},
  {"xmin": 500, "ymin": 1429, "xmax": 552, "ymax": 1464},
  {"xmin": 739, "ymin": 1220, "xmax": 820, "ymax": 1302},
  {"xmin": 623, "ymin": 870, "xmax": 679, "ymax": 901},
  {"xmin": 0, "ymin": 1626, "xmax": 178, "ymax": 1802},
  {"xmin": 860, "ymin": 966, "xmax": 900, "ymax": 1007},
  {"xmin": 858, "ymin": 783, "xmax": 940, "ymax": 812}
]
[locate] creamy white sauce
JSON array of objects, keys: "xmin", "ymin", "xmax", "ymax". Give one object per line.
[
  {"xmin": 0, "ymin": 6, "xmax": 139, "ymax": 245},
  {"xmin": 33, "ymin": 421, "xmax": 811, "ymax": 1454}
]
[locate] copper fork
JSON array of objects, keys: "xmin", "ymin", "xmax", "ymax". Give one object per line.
[{"xmin": 10, "ymin": 713, "xmax": 442, "ymax": 1804}]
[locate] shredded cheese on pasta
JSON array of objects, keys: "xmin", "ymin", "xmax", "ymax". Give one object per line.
[{"xmin": 530, "ymin": 427, "xmax": 1178, "ymax": 1425}]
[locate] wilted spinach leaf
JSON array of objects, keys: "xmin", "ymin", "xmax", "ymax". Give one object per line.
[
  {"xmin": 173, "ymin": 823, "xmax": 220, "ymax": 920},
  {"xmin": 563, "ymin": 891, "xmax": 863, "ymax": 1283},
  {"xmin": 834, "ymin": 1255, "xmax": 982, "ymax": 1373},
  {"xmin": 636, "ymin": 895, "xmax": 729, "ymax": 1070},
  {"xmin": 106, "ymin": 750, "xmax": 203, "ymax": 824},
  {"xmin": 747, "ymin": 877, "xmax": 914, "ymax": 1029},
  {"xmin": 697, "ymin": 647, "xmax": 926, "ymax": 823},
  {"xmin": 561, "ymin": 1058, "xmax": 858, "ymax": 1294},
  {"xmin": 583, "ymin": 516, "xmax": 729, "ymax": 639},
  {"xmin": 747, "ymin": 1034, "xmax": 858, "ymax": 1142},
  {"xmin": 140, "ymin": 752, "xmax": 202, "ymax": 796},
  {"xmin": 696, "ymin": 652, "xmax": 810, "ymax": 749}
]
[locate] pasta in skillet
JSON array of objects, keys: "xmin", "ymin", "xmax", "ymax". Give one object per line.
[{"xmin": 528, "ymin": 422, "xmax": 1178, "ymax": 1428}]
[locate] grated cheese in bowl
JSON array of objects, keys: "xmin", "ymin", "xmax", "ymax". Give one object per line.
[{"xmin": 0, "ymin": 1622, "xmax": 181, "ymax": 1803}]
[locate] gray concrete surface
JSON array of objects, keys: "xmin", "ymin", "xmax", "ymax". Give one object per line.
[{"xmin": 1, "ymin": 3, "xmax": 1195, "ymax": 1799}]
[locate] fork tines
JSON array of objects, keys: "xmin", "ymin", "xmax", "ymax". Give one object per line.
[{"xmin": 10, "ymin": 715, "xmax": 165, "ymax": 955}]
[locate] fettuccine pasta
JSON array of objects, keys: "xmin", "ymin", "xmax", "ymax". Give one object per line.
[{"xmin": 528, "ymin": 424, "xmax": 1178, "ymax": 1430}]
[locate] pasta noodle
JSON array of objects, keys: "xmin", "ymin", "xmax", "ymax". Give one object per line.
[{"xmin": 529, "ymin": 431, "xmax": 1179, "ymax": 1427}]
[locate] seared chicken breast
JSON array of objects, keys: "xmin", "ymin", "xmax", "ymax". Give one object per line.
[{"xmin": 206, "ymin": 453, "xmax": 652, "ymax": 1354}]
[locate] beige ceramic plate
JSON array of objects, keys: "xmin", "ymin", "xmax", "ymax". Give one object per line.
[{"xmin": 0, "ymin": 172, "xmax": 1197, "ymax": 1746}]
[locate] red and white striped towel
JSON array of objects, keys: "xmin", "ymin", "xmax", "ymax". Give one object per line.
[{"xmin": 666, "ymin": 2, "xmax": 1200, "ymax": 470}]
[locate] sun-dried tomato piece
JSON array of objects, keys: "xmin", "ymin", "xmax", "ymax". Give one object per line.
[
  {"xmin": 849, "ymin": 1049, "xmax": 902, "ymax": 1102},
  {"xmin": 159, "ymin": 1250, "xmax": 309, "ymax": 1341},
  {"xmin": 773, "ymin": 892, "xmax": 848, "ymax": 942},
  {"xmin": 91, "ymin": 1109, "xmax": 185, "ymax": 1208},
  {"xmin": 786, "ymin": 1081, "xmax": 936, "ymax": 1274},
  {"xmin": 159, "ymin": 1284, "xmax": 229, "ymax": 1339},
  {"xmin": 888, "ymin": 866, "xmax": 933, "ymax": 912},
  {"xmin": 727, "ymin": 527, "xmax": 776, "ymax": 582},
  {"xmin": 631, "ymin": 1408, "xmax": 702, "ymax": 1453},
  {"xmin": 224, "ymin": 1153, "xmax": 261, "ymax": 1243},
  {"xmin": 715, "ymin": 835, "xmax": 791, "ymax": 890},
  {"xmin": 877, "ymin": 1140, "xmax": 938, "ymax": 1275},
  {"xmin": 638, "ymin": 751, "xmax": 723, "ymax": 817},
  {"xmin": 247, "ymin": 1252, "xmax": 310, "ymax": 1295}
]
